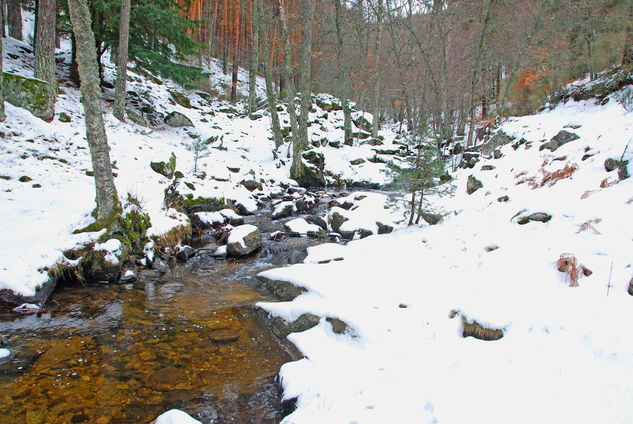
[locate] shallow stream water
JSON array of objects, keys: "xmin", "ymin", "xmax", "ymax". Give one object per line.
[{"xmin": 0, "ymin": 214, "xmax": 322, "ymax": 423}]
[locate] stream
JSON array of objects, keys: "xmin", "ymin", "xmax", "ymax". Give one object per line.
[{"xmin": 0, "ymin": 207, "xmax": 326, "ymax": 424}]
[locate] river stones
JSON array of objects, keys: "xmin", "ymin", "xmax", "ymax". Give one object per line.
[{"xmin": 227, "ymin": 225, "xmax": 262, "ymax": 257}]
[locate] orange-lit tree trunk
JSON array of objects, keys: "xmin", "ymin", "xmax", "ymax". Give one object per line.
[
  {"xmin": 230, "ymin": 0, "xmax": 240, "ymax": 103},
  {"xmin": 248, "ymin": 0, "xmax": 259, "ymax": 113}
]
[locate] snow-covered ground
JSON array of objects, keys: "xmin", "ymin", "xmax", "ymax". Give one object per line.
[{"xmin": 257, "ymin": 90, "xmax": 633, "ymax": 423}]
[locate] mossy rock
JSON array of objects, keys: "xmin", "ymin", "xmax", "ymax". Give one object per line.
[
  {"xmin": 59, "ymin": 112, "xmax": 71, "ymax": 123},
  {"xmin": 302, "ymin": 150, "xmax": 325, "ymax": 168},
  {"xmin": 168, "ymin": 89, "xmax": 192, "ymax": 108},
  {"xmin": 182, "ymin": 195, "xmax": 225, "ymax": 214},
  {"xmin": 150, "ymin": 161, "xmax": 174, "ymax": 179},
  {"xmin": 126, "ymin": 108, "xmax": 148, "ymax": 126},
  {"xmin": 2, "ymin": 72, "xmax": 55, "ymax": 121}
]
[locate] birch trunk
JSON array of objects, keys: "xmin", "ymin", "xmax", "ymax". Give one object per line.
[
  {"xmin": 68, "ymin": 0, "xmax": 119, "ymax": 223},
  {"xmin": 113, "ymin": 0, "xmax": 131, "ymax": 121}
]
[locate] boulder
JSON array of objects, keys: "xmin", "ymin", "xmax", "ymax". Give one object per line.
[
  {"xmin": 353, "ymin": 115, "xmax": 373, "ymax": 132},
  {"xmin": 350, "ymin": 158, "xmax": 366, "ymax": 166},
  {"xmin": 306, "ymin": 215, "xmax": 328, "ymax": 230},
  {"xmin": 227, "ymin": 225, "xmax": 262, "ymax": 257},
  {"xmin": 539, "ymin": 130, "xmax": 579, "ymax": 152},
  {"xmin": 466, "ymin": 175, "xmax": 483, "ymax": 194},
  {"xmin": 420, "ymin": 212, "xmax": 443, "ymax": 225},
  {"xmin": 480, "ymin": 130, "xmax": 514, "ymax": 157},
  {"xmin": 618, "ymin": 162, "xmax": 629, "ymax": 180},
  {"xmin": 2, "ymin": 72, "xmax": 55, "ymax": 121},
  {"xmin": 481, "ymin": 165, "xmax": 496, "ymax": 171},
  {"xmin": 175, "ymin": 245, "xmax": 195, "ymax": 262},
  {"xmin": 272, "ymin": 201, "xmax": 295, "ymax": 219},
  {"xmin": 328, "ymin": 208, "xmax": 349, "ymax": 233},
  {"xmin": 376, "ymin": 222, "xmax": 393, "ymax": 234},
  {"xmin": 168, "ymin": 89, "xmax": 192, "ymax": 108},
  {"xmin": 497, "ymin": 195, "xmax": 510, "ymax": 202},
  {"xmin": 164, "ymin": 111, "xmax": 194, "ymax": 128},
  {"xmin": 604, "ymin": 158, "xmax": 620, "ymax": 172},
  {"xmin": 518, "ymin": 212, "xmax": 552, "ymax": 225}
]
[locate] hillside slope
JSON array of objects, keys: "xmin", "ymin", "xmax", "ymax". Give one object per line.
[{"xmin": 256, "ymin": 74, "xmax": 633, "ymax": 423}]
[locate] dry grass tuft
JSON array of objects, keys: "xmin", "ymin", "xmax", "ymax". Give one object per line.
[
  {"xmin": 600, "ymin": 177, "xmax": 619, "ymax": 188},
  {"xmin": 557, "ymin": 253, "xmax": 592, "ymax": 287},
  {"xmin": 515, "ymin": 163, "xmax": 578, "ymax": 189},
  {"xmin": 577, "ymin": 218, "xmax": 602, "ymax": 234}
]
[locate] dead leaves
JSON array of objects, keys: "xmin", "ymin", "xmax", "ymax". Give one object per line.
[{"xmin": 557, "ymin": 253, "xmax": 592, "ymax": 287}]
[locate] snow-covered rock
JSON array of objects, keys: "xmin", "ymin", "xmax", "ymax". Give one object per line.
[{"xmin": 226, "ymin": 225, "xmax": 262, "ymax": 257}]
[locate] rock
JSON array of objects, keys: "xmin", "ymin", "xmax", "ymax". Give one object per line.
[
  {"xmin": 518, "ymin": 212, "xmax": 552, "ymax": 225},
  {"xmin": 481, "ymin": 165, "xmax": 496, "ymax": 171},
  {"xmin": 466, "ymin": 175, "xmax": 483, "ymax": 194},
  {"xmin": 628, "ymin": 276, "xmax": 633, "ymax": 296},
  {"xmin": 59, "ymin": 112, "xmax": 71, "ymax": 122},
  {"xmin": 361, "ymin": 138, "xmax": 384, "ymax": 146},
  {"xmin": 604, "ymin": 158, "xmax": 620, "ymax": 172},
  {"xmin": 150, "ymin": 160, "xmax": 174, "ymax": 179},
  {"xmin": 120, "ymin": 270, "xmax": 137, "ymax": 283},
  {"xmin": 618, "ymin": 161, "xmax": 629, "ymax": 180},
  {"xmin": 295, "ymin": 151, "xmax": 326, "ymax": 187},
  {"xmin": 164, "ymin": 111, "xmax": 194, "ymax": 128},
  {"xmin": 353, "ymin": 115, "xmax": 372, "ymax": 132},
  {"xmin": 272, "ymin": 201, "xmax": 295, "ymax": 219},
  {"xmin": 480, "ymin": 130, "xmax": 514, "ymax": 157},
  {"xmin": 421, "ymin": 212, "xmax": 443, "ymax": 225},
  {"xmin": 376, "ymin": 222, "xmax": 393, "ymax": 234},
  {"xmin": 168, "ymin": 89, "xmax": 192, "ymax": 108},
  {"xmin": 326, "ymin": 317, "xmax": 350, "ymax": 335},
  {"xmin": 539, "ymin": 130, "xmax": 579, "ymax": 152},
  {"xmin": 126, "ymin": 108, "xmax": 148, "ymax": 126},
  {"xmin": 350, "ymin": 158, "xmax": 366, "ymax": 165},
  {"xmin": 2, "ymin": 72, "xmax": 55, "ymax": 121},
  {"xmin": 255, "ymin": 308, "xmax": 320, "ymax": 339},
  {"xmin": 306, "ymin": 215, "xmax": 328, "ymax": 230},
  {"xmin": 257, "ymin": 274, "xmax": 308, "ymax": 301},
  {"xmin": 328, "ymin": 208, "xmax": 349, "ymax": 233},
  {"xmin": 493, "ymin": 149, "xmax": 502, "ymax": 159},
  {"xmin": 154, "ymin": 260, "xmax": 169, "ymax": 274},
  {"xmin": 328, "ymin": 140, "xmax": 341, "ymax": 148},
  {"xmin": 18, "ymin": 175, "xmax": 32, "ymax": 182},
  {"xmin": 175, "ymin": 245, "xmax": 195, "ymax": 262},
  {"xmin": 497, "ymin": 195, "xmax": 510, "ymax": 202},
  {"xmin": 241, "ymin": 179, "xmax": 262, "ymax": 191},
  {"xmin": 358, "ymin": 229, "xmax": 373, "ymax": 239},
  {"xmin": 227, "ymin": 225, "xmax": 262, "ymax": 257}
]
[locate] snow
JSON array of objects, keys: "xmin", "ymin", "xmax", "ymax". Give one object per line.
[
  {"xmin": 227, "ymin": 224, "xmax": 258, "ymax": 249},
  {"xmin": 285, "ymin": 218, "xmax": 322, "ymax": 235},
  {"xmin": 0, "ymin": 348, "xmax": 11, "ymax": 359},
  {"xmin": 154, "ymin": 409, "xmax": 201, "ymax": 424},
  {"xmin": 257, "ymin": 91, "xmax": 633, "ymax": 423},
  {"xmin": 94, "ymin": 239, "xmax": 122, "ymax": 264}
]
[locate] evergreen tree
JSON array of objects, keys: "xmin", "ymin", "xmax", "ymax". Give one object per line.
[{"xmin": 389, "ymin": 122, "xmax": 451, "ymax": 226}]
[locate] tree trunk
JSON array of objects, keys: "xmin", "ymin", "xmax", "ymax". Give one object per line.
[
  {"xmin": 68, "ymin": 0, "xmax": 119, "ymax": 223},
  {"xmin": 466, "ymin": 0, "xmax": 496, "ymax": 147},
  {"xmin": 7, "ymin": 0, "xmax": 22, "ymax": 40},
  {"xmin": 408, "ymin": 144, "xmax": 421, "ymax": 226},
  {"xmin": 113, "ymin": 0, "xmax": 131, "ymax": 121},
  {"xmin": 248, "ymin": 0, "xmax": 259, "ymax": 114},
  {"xmin": 34, "ymin": 0, "xmax": 56, "ymax": 122},
  {"xmin": 371, "ymin": 0, "xmax": 384, "ymax": 138},
  {"xmin": 433, "ymin": 0, "xmax": 450, "ymax": 140},
  {"xmin": 335, "ymin": 0, "xmax": 352, "ymax": 145},
  {"xmin": 70, "ymin": 33, "xmax": 80, "ymax": 86},
  {"xmin": 623, "ymin": 3, "xmax": 633, "ymax": 65},
  {"xmin": 259, "ymin": 0, "xmax": 283, "ymax": 147},
  {"xmin": 297, "ymin": 0, "xmax": 315, "ymax": 150},
  {"xmin": 230, "ymin": 0, "xmax": 240, "ymax": 103},
  {"xmin": 279, "ymin": 0, "xmax": 301, "ymax": 180},
  {"xmin": 0, "ymin": 35, "xmax": 6, "ymax": 122}
]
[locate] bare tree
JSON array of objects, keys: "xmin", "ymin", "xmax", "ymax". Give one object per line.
[
  {"xmin": 68, "ymin": 0, "xmax": 119, "ymax": 223},
  {"xmin": 34, "ymin": 0, "xmax": 56, "ymax": 121},
  {"xmin": 298, "ymin": 0, "xmax": 316, "ymax": 149},
  {"xmin": 335, "ymin": 0, "xmax": 353, "ymax": 145},
  {"xmin": 7, "ymin": 0, "xmax": 22, "ymax": 40},
  {"xmin": 113, "ymin": 0, "xmax": 131, "ymax": 121},
  {"xmin": 248, "ymin": 0, "xmax": 260, "ymax": 113},
  {"xmin": 259, "ymin": 0, "xmax": 283, "ymax": 147}
]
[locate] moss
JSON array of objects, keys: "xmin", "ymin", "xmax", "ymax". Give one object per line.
[
  {"xmin": 518, "ymin": 216, "xmax": 531, "ymax": 225},
  {"xmin": 152, "ymin": 224, "xmax": 193, "ymax": 252},
  {"xmin": 181, "ymin": 195, "xmax": 225, "ymax": 214}
]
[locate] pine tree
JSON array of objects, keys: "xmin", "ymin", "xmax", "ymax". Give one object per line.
[{"xmin": 68, "ymin": 0, "xmax": 119, "ymax": 224}]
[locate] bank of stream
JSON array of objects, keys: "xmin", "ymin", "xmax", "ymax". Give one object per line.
[{"xmin": 0, "ymin": 209, "xmax": 325, "ymax": 423}]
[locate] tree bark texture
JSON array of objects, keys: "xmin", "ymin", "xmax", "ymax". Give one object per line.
[
  {"xmin": 466, "ymin": 0, "xmax": 497, "ymax": 147},
  {"xmin": 258, "ymin": 0, "xmax": 283, "ymax": 147},
  {"xmin": 68, "ymin": 0, "xmax": 119, "ymax": 223},
  {"xmin": 113, "ymin": 0, "xmax": 131, "ymax": 121},
  {"xmin": 371, "ymin": 0, "xmax": 384, "ymax": 138},
  {"xmin": 335, "ymin": 0, "xmax": 352, "ymax": 145},
  {"xmin": 248, "ymin": 0, "xmax": 259, "ymax": 113},
  {"xmin": 279, "ymin": 0, "xmax": 301, "ymax": 180},
  {"xmin": 7, "ymin": 0, "xmax": 22, "ymax": 40},
  {"xmin": 623, "ymin": 3, "xmax": 633, "ymax": 65},
  {"xmin": 297, "ymin": 0, "xmax": 315, "ymax": 150},
  {"xmin": 230, "ymin": 0, "xmax": 240, "ymax": 103},
  {"xmin": 0, "ymin": 36, "xmax": 6, "ymax": 121},
  {"xmin": 34, "ymin": 0, "xmax": 56, "ymax": 121}
]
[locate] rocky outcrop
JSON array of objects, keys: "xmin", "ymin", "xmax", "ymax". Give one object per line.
[
  {"xmin": 164, "ymin": 111, "xmax": 194, "ymax": 128},
  {"xmin": 539, "ymin": 130, "xmax": 579, "ymax": 152},
  {"xmin": 2, "ymin": 72, "xmax": 55, "ymax": 121}
]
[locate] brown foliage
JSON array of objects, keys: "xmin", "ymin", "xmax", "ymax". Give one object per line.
[
  {"xmin": 515, "ymin": 163, "xmax": 578, "ymax": 189},
  {"xmin": 557, "ymin": 253, "xmax": 592, "ymax": 287},
  {"xmin": 576, "ymin": 218, "xmax": 601, "ymax": 234},
  {"xmin": 600, "ymin": 177, "xmax": 619, "ymax": 188}
]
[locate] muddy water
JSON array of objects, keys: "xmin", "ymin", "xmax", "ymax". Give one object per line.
[{"xmin": 0, "ymin": 226, "xmax": 321, "ymax": 423}]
